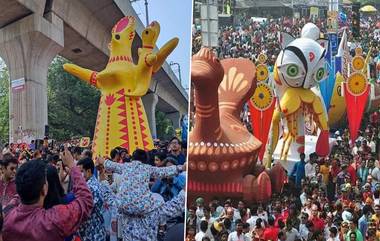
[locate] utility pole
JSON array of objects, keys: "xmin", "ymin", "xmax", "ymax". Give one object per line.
[
  {"xmin": 170, "ymin": 61, "xmax": 182, "ymax": 86},
  {"xmin": 144, "ymin": 0, "xmax": 149, "ymax": 26},
  {"xmin": 130, "ymin": 0, "xmax": 150, "ymax": 26}
]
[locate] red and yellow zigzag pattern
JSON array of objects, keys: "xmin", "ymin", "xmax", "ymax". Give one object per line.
[{"xmin": 92, "ymin": 88, "xmax": 154, "ymax": 158}]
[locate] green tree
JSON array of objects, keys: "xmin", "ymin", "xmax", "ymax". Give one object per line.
[
  {"xmin": 47, "ymin": 56, "xmax": 100, "ymax": 140},
  {"xmin": 156, "ymin": 111, "xmax": 175, "ymax": 140},
  {"xmin": 0, "ymin": 61, "xmax": 9, "ymax": 144}
]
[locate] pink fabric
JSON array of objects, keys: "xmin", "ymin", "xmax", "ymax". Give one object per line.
[
  {"xmin": 3, "ymin": 167, "xmax": 93, "ymax": 241},
  {"xmin": 0, "ymin": 179, "xmax": 16, "ymax": 207}
]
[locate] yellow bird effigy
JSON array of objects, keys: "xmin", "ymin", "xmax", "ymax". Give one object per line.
[{"xmin": 63, "ymin": 16, "xmax": 179, "ymax": 157}]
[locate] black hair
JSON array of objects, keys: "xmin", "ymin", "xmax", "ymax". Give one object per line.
[
  {"xmin": 256, "ymin": 218, "xmax": 263, "ymax": 229},
  {"xmin": 118, "ymin": 148, "xmax": 128, "ymax": 154},
  {"xmin": 46, "ymin": 154, "xmax": 60, "ymax": 164},
  {"xmin": 72, "ymin": 146, "xmax": 82, "ymax": 156},
  {"xmin": 77, "ymin": 157, "xmax": 95, "ymax": 174},
  {"xmin": 169, "ymin": 136, "xmax": 181, "ymax": 144},
  {"xmin": 110, "ymin": 148, "xmax": 120, "ymax": 159},
  {"xmin": 82, "ymin": 149, "xmax": 93, "ymax": 159},
  {"xmin": 223, "ymin": 218, "xmax": 231, "ymax": 229},
  {"xmin": 363, "ymin": 205, "xmax": 372, "ymax": 216},
  {"xmin": 43, "ymin": 164, "xmax": 65, "ymax": 209},
  {"xmin": 2, "ymin": 153, "xmax": 18, "ymax": 167},
  {"xmin": 329, "ymin": 226, "xmax": 338, "ymax": 236},
  {"xmin": 132, "ymin": 149, "xmax": 147, "ymax": 163},
  {"xmin": 268, "ymin": 216, "xmax": 275, "ymax": 226},
  {"xmin": 154, "ymin": 151, "xmax": 167, "ymax": 162},
  {"xmin": 312, "ymin": 230, "xmax": 323, "ymax": 239},
  {"xmin": 278, "ymin": 231, "xmax": 286, "ymax": 238},
  {"xmin": 200, "ymin": 220, "xmax": 208, "ymax": 232},
  {"xmin": 242, "ymin": 222, "xmax": 250, "ymax": 229},
  {"xmin": 164, "ymin": 156, "xmax": 178, "ymax": 166},
  {"xmin": 235, "ymin": 219, "xmax": 243, "ymax": 226},
  {"xmin": 203, "ymin": 206, "xmax": 211, "ymax": 213},
  {"xmin": 278, "ymin": 219, "xmax": 285, "ymax": 229},
  {"xmin": 16, "ymin": 159, "xmax": 47, "ymax": 205}
]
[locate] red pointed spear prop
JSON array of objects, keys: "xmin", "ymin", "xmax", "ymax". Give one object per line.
[
  {"xmin": 343, "ymin": 72, "xmax": 369, "ymax": 144},
  {"xmin": 249, "ymin": 83, "xmax": 276, "ymax": 162}
]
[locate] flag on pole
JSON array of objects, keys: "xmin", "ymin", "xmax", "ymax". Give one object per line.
[{"xmin": 336, "ymin": 29, "xmax": 349, "ymax": 80}]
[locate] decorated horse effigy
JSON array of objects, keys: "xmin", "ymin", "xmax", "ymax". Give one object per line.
[{"xmin": 63, "ymin": 16, "xmax": 178, "ymax": 157}]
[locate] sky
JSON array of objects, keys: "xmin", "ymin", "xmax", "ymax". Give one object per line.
[{"xmin": 131, "ymin": 0, "xmax": 193, "ymax": 91}]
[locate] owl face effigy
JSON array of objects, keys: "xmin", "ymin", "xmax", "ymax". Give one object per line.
[{"xmin": 275, "ymin": 38, "xmax": 328, "ymax": 89}]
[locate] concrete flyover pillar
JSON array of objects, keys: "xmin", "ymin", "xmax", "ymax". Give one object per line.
[
  {"xmin": 142, "ymin": 93, "xmax": 159, "ymax": 139},
  {"xmin": 0, "ymin": 13, "xmax": 64, "ymax": 142},
  {"xmin": 167, "ymin": 111, "xmax": 181, "ymax": 130}
]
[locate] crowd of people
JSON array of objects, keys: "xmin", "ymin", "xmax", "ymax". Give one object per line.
[
  {"xmin": 188, "ymin": 7, "xmax": 380, "ymax": 241},
  {"xmin": 187, "ymin": 109, "xmax": 380, "ymax": 241},
  {"xmin": 192, "ymin": 12, "xmax": 380, "ymax": 77},
  {"xmin": 0, "ymin": 136, "xmax": 187, "ymax": 241}
]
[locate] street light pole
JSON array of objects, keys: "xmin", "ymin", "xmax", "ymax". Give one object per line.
[
  {"xmin": 130, "ymin": 0, "xmax": 149, "ymax": 26},
  {"xmin": 170, "ymin": 61, "xmax": 182, "ymax": 87},
  {"xmin": 144, "ymin": 0, "xmax": 149, "ymax": 26}
]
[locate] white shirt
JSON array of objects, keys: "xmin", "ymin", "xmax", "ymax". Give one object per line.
[
  {"xmin": 233, "ymin": 209, "xmax": 242, "ymax": 220},
  {"xmin": 352, "ymin": 146, "xmax": 359, "ymax": 156},
  {"xmin": 246, "ymin": 215, "xmax": 258, "ymax": 230},
  {"xmin": 371, "ymin": 167, "xmax": 380, "ymax": 185},
  {"xmin": 324, "ymin": 223, "xmax": 337, "ymax": 240},
  {"xmin": 286, "ymin": 228, "xmax": 300, "ymax": 241},
  {"xmin": 342, "ymin": 210, "xmax": 353, "ymax": 221},
  {"xmin": 227, "ymin": 231, "xmax": 249, "ymax": 241},
  {"xmin": 300, "ymin": 192, "xmax": 307, "ymax": 206},
  {"xmin": 370, "ymin": 141, "xmax": 376, "ymax": 153},
  {"xmin": 305, "ymin": 162, "xmax": 316, "ymax": 179},
  {"xmin": 195, "ymin": 231, "xmax": 206, "ymax": 241},
  {"xmin": 257, "ymin": 211, "xmax": 268, "ymax": 222},
  {"xmin": 196, "ymin": 207, "xmax": 205, "ymax": 219},
  {"xmin": 299, "ymin": 223, "xmax": 309, "ymax": 241}
]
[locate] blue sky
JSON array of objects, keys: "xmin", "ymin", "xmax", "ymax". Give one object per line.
[{"xmin": 131, "ymin": 0, "xmax": 192, "ymax": 90}]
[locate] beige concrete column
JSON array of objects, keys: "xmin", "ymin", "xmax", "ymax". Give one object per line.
[
  {"xmin": 167, "ymin": 111, "xmax": 181, "ymax": 129},
  {"xmin": 0, "ymin": 14, "xmax": 64, "ymax": 142},
  {"xmin": 142, "ymin": 93, "xmax": 158, "ymax": 139}
]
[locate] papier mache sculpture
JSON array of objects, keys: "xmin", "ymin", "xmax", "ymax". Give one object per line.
[
  {"xmin": 63, "ymin": 16, "xmax": 178, "ymax": 157},
  {"xmin": 188, "ymin": 48, "xmax": 285, "ymax": 202},
  {"xmin": 264, "ymin": 23, "xmax": 330, "ymax": 166}
]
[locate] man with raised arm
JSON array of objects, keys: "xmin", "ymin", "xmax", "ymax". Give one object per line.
[{"xmin": 2, "ymin": 145, "xmax": 94, "ymax": 241}]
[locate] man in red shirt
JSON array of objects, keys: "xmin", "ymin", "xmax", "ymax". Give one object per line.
[
  {"xmin": 310, "ymin": 204, "xmax": 324, "ymax": 232},
  {"xmin": 3, "ymin": 146, "xmax": 94, "ymax": 241},
  {"xmin": 0, "ymin": 153, "xmax": 18, "ymax": 207},
  {"xmin": 262, "ymin": 216, "xmax": 279, "ymax": 241}
]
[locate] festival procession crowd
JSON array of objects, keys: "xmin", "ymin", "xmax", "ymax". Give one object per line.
[
  {"xmin": 0, "ymin": 136, "xmax": 187, "ymax": 241},
  {"xmin": 188, "ymin": 10, "xmax": 380, "ymax": 241},
  {"xmin": 192, "ymin": 14, "xmax": 380, "ymax": 80}
]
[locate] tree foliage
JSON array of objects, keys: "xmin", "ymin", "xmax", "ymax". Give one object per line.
[
  {"xmin": 47, "ymin": 56, "xmax": 100, "ymax": 141},
  {"xmin": 156, "ymin": 110, "xmax": 175, "ymax": 140},
  {"xmin": 0, "ymin": 62, "xmax": 9, "ymax": 144}
]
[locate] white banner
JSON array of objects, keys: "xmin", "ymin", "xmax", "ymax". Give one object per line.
[{"xmin": 11, "ymin": 78, "xmax": 25, "ymax": 92}]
